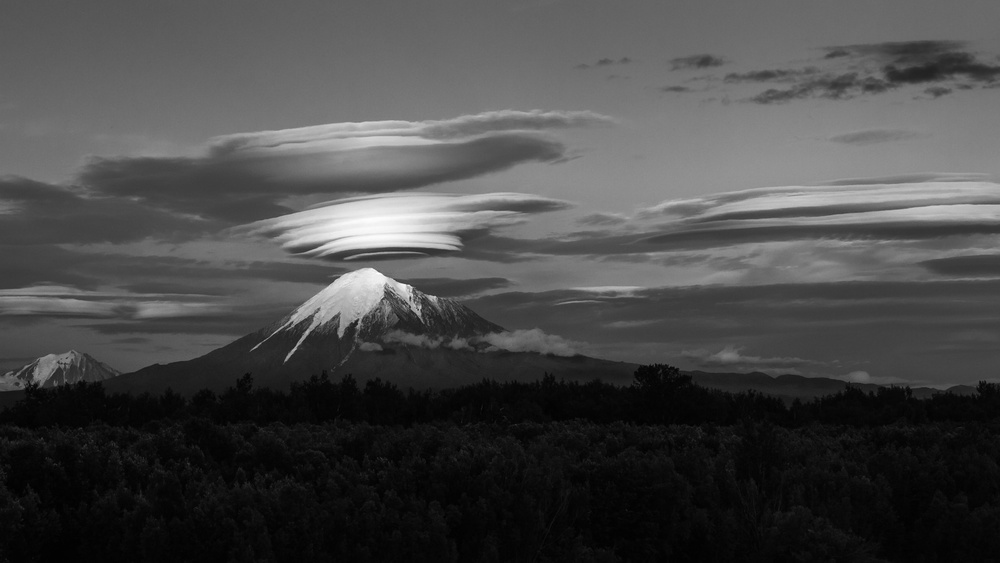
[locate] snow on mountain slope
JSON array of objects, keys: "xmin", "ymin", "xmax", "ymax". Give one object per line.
[
  {"xmin": 0, "ymin": 350, "xmax": 121, "ymax": 390},
  {"xmin": 252, "ymin": 268, "xmax": 503, "ymax": 362},
  {"xmin": 264, "ymin": 268, "xmax": 421, "ymax": 340}
]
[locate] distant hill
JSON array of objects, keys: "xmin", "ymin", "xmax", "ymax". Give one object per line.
[{"xmin": 686, "ymin": 370, "xmax": 976, "ymax": 404}]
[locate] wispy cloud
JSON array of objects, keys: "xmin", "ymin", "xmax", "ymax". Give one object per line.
[
  {"xmin": 397, "ymin": 276, "xmax": 513, "ymax": 298},
  {"xmin": 826, "ymin": 129, "xmax": 927, "ymax": 146},
  {"xmin": 0, "ymin": 176, "xmax": 208, "ymax": 245},
  {"xmin": 756, "ymin": 40, "xmax": 1000, "ymax": 102},
  {"xmin": 670, "ymin": 54, "xmax": 727, "ymax": 70},
  {"xmin": 575, "ymin": 57, "xmax": 633, "ymax": 69},
  {"xmin": 0, "ymin": 285, "xmax": 227, "ymax": 320},
  {"xmin": 682, "ymin": 344, "xmax": 821, "ymax": 373},
  {"xmin": 667, "ymin": 40, "xmax": 1000, "ymax": 103},
  {"xmin": 823, "ymin": 172, "xmax": 991, "ymax": 186},
  {"xmin": 478, "ymin": 328, "xmax": 581, "ymax": 356},
  {"xmin": 0, "ymin": 242, "xmax": 350, "ymax": 299},
  {"xmin": 724, "ymin": 68, "xmax": 820, "ymax": 83},
  {"xmin": 383, "ymin": 328, "xmax": 582, "ymax": 357},
  {"xmin": 747, "ymin": 73, "xmax": 893, "ymax": 104},
  {"xmin": 576, "ymin": 212, "xmax": 629, "ymax": 226}
]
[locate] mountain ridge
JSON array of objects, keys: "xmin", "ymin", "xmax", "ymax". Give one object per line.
[{"xmin": 686, "ymin": 370, "xmax": 976, "ymax": 403}]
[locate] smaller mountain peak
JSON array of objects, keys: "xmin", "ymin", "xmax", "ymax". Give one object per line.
[{"xmin": 1, "ymin": 350, "xmax": 120, "ymax": 390}]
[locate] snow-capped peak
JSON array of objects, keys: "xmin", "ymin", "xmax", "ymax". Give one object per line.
[
  {"xmin": 286, "ymin": 268, "xmax": 424, "ymax": 338},
  {"xmin": 252, "ymin": 268, "xmax": 432, "ymax": 361},
  {"xmin": 23, "ymin": 350, "xmax": 87, "ymax": 383},
  {"xmin": 0, "ymin": 350, "xmax": 121, "ymax": 390}
]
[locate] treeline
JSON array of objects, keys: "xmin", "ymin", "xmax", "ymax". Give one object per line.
[
  {"xmin": 2, "ymin": 365, "xmax": 999, "ymax": 429},
  {"xmin": 4, "ymin": 416, "xmax": 1000, "ymax": 561}
]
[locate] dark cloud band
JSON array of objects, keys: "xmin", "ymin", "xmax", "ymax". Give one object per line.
[
  {"xmin": 826, "ymin": 129, "xmax": 926, "ymax": 146},
  {"xmin": 668, "ymin": 40, "xmax": 1000, "ymax": 103},
  {"xmin": 670, "ymin": 54, "xmax": 727, "ymax": 70},
  {"xmin": 0, "ymin": 176, "xmax": 210, "ymax": 245}
]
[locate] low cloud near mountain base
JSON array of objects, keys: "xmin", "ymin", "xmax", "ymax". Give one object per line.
[{"xmin": 381, "ymin": 328, "xmax": 581, "ymax": 357}]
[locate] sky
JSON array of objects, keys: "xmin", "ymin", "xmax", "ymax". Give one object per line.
[{"xmin": 2, "ymin": 0, "xmax": 999, "ymax": 387}]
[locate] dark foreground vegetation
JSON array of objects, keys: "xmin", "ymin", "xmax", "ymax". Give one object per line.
[{"xmin": 2, "ymin": 365, "xmax": 1000, "ymax": 562}]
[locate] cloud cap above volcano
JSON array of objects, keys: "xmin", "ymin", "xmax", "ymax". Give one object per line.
[{"xmin": 242, "ymin": 192, "xmax": 573, "ymax": 261}]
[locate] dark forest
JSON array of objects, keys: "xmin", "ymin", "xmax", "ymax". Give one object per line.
[{"xmin": 2, "ymin": 366, "xmax": 1000, "ymax": 562}]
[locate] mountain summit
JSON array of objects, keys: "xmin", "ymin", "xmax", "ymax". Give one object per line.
[
  {"xmin": 252, "ymin": 268, "xmax": 503, "ymax": 362},
  {"xmin": 0, "ymin": 350, "xmax": 120, "ymax": 391},
  {"xmin": 109, "ymin": 269, "xmax": 636, "ymax": 395}
]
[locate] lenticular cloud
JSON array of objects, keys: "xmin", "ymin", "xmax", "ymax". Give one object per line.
[
  {"xmin": 77, "ymin": 110, "xmax": 614, "ymax": 224},
  {"xmin": 636, "ymin": 177, "xmax": 1000, "ymax": 246},
  {"xmin": 244, "ymin": 192, "xmax": 571, "ymax": 261}
]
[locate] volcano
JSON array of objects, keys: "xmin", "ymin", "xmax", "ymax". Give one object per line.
[
  {"xmin": 250, "ymin": 267, "xmax": 504, "ymax": 363},
  {"xmin": 107, "ymin": 269, "xmax": 637, "ymax": 395}
]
